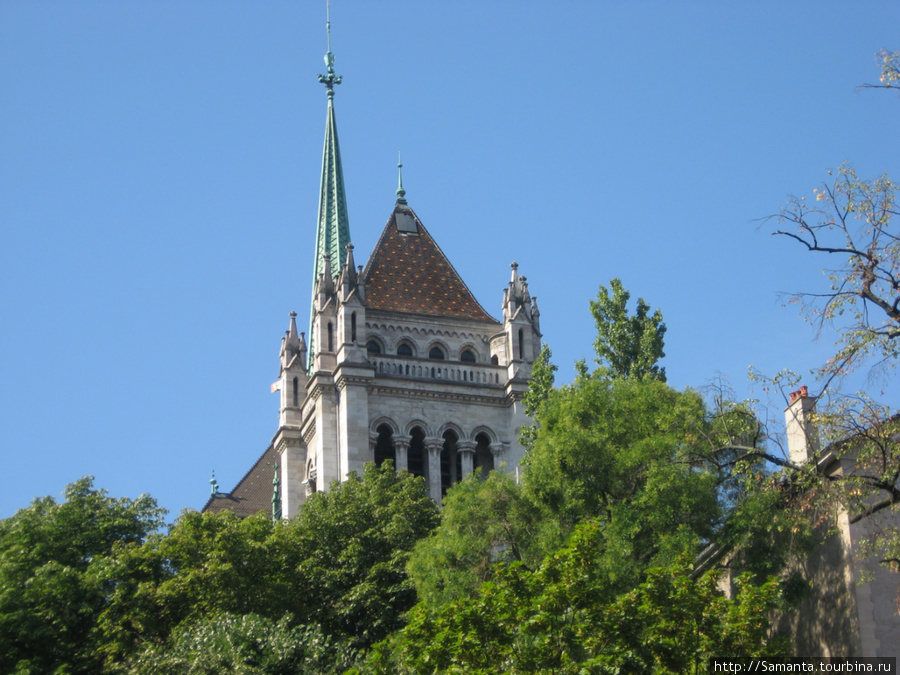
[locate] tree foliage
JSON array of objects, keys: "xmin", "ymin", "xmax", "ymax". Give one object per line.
[
  {"xmin": 766, "ymin": 50, "xmax": 900, "ymax": 582},
  {"xmin": 125, "ymin": 613, "xmax": 356, "ymax": 675},
  {"xmin": 519, "ymin": 342, "xmax": 557, "ymax": 449},
  {"xmin": 773, "ymin": 165, "xmax": 900, "ymax": 377},
  {"xmin": 0, "ymin": 465, "xmax": 438, "ymax": 672},
  {"xmin": 283, "ymin": 462, "xmax": 439, "ymax": 648},
  {"xmin": 522, "ymin": 376, "xmax": 723, "ymax": 566},
  {"xmin": 375, "ymin": 522, "xmax": 788, "ymax": 674},
  {"xmin": 861, "ymin": 48, "xmax": 900, "ymax": 90},
  {"xmin": 407, "ymin": 471, "xmax": 541, "ymax": 608},
  {"xmin": 0, "ymin": 477, "xmax": 165, "ymax": 674},
  {"xmin": 590, "ymin": 278, "xmax": 666, "ymax": 381}
]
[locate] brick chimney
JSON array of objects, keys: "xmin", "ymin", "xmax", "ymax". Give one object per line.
[{"xmin": 784, "ymin": 385, "xmax": 818, "ymax": 465}]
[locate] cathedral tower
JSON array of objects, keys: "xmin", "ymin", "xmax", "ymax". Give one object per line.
[{"xmin": 207, "ymin": 16, "xmax": 541, "ymax": 518}]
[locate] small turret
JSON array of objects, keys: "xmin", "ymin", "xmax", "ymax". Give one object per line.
[
  {"xmin": 339, "ymin": 243, "xmax": 358, "ymax": 299},
  {"xmin": 497, "ymin": 261, "xmax": 541, "ymax": 376},
  {"xmin": 280, "ymin": 311, "xmax": 304, "ymax": 373}
]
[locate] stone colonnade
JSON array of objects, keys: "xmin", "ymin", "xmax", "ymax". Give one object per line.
[{"xmin": 369, "ymin": 428, "xmax": 504, "ymax": 503}]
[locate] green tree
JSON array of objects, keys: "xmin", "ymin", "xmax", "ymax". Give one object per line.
[
  {"xmin": 98, "ymin": 463, "xmax": 438, "ymax": 665},
  {"xmin": 519, "ymin": 342, "xmax": 557, "ymax": 449},
  {"xmin": 95, "ymin": 509, "xmax": 283, "ymax": 664},
  {"xmin": 0, "ymin": 477, "xmax": 165, "ymax": 674},
  {"xmin": 522, "ymin": 376, "xmax": 721, "ymax": 563},
  {"xmin": 375, "ymin": 521, "xmax": 788, "ymax": 674},
  {"xmin": 590, "ymin": 278, "xmax": 666, "ymax": 381},
  {"xmin": 281, "ymin": 462, "xmax": 439, "ymax": 649},
  {"xmin": 407, "ymin": 471, "xmax": 541, "ymax": 608},
  {"xmin": 126, "ymin": 613, "xmax": 357, "ymax": 675}
]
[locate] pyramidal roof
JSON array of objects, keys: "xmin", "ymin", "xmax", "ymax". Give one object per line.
[{"xmin": 362, "ymin": 201, "xmax": 499, "ymax": 324}]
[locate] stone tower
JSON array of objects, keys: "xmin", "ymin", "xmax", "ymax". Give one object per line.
[{"xmin": 206, "ymin": 19, "xmax": 541, "ymax": 519}]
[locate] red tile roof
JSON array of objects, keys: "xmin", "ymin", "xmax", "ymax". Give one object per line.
[{"xmin": 362, "ymin": 204, "xmax": 499, "ymax": 324}]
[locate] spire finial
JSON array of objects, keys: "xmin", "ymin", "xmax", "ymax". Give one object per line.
[
  {"xmin": 210, "ymin": 471, "xmax": 219, "ymax": 496},
  {"xmin": 318, "ymin": 1, "xmax": 342, "ymax": 97},
  {"xmin": 396, "ymin": 150, "xmax": 407, "ymax": 204}
]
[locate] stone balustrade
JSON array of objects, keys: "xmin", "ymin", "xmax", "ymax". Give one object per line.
[{"xmin": 367, "ymin": 356, "xmax": 503, "ymax": 385}]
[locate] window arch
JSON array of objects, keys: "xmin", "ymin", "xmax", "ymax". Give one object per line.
[
  {"xmin": 474, "ymin": 432, "xmax": 494, "ymax": 477},
  {"xmin": 460, "ymin": 349, "xmax": 476, "ymax": 363},
  {"xmin": 366, "ymin": 339, "xmax": 382, "ymax": 355},
  {"xmin": 408, "ymin": 427, "xmax": 426, "ymax": 479},
  {"xmin": 397, "ymin": 342, "xmax": 413, "ymax": 357},
  {"xmin": 441, "ymin": 429, "xmax": 460, "ymax": 496},
  {"xmin": 429, "ymin": 346, "xmax": 445, "ymax": 360},
  {"xmin": 374, "ymin": 424, "xmax": 395, "ymax": 468}
]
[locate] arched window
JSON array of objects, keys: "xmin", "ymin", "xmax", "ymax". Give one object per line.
[
  {"xmin": 327, "ymin": 323, "xmax": 334, "ymax": 352},
  {"xmin": 292, "ymin": 377, "xmax": 298, "ymax": 407},
  {"xmin": 491, "ymin": 355, "xmax": 499, "ymax": 366},
  {"xmin": 351, "ymin": 312, "xmax": 357, "ymax": 342},
  {"xmin": 367, "ymin": 340, "xmax": 381, "ymax": 355},
  {"xmin": 474, "ymin": 432, "xmax": 494, "ymax": 477},
  {"xmin": 441, "ymin": 430, "xmax": 460, "ymax": 496},
  {"xmin": 397, "ymin": 343, "xmax": 413, "ymax": 357},
  {"xmin": 429, "ymin": 346, "xmax": 445, "ymax": 360},
  {"xmin": 408, "ymin": 427, "xmax": 426, "ymax": 479},
  {"xmin": 374, "ymin": 424, "xmax": 395, "ymax": 468},
  {"xmin": 460, "ymin": 349, "xmax": 476, "ymax": 363},
  {"xmin": 518, "ymin": 329, "xmax": 524, "ymax": 360}
]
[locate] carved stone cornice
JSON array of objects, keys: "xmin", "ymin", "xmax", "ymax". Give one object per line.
[
  {"xmin": 302, "ymin": 420, "xmax": 317, "ymax": 445},
  {"xmin": 367, "ymin": 384, "xmax": 511, "ymax": 408},
  {"xmin": 335, "ymin": 373, "xmax": 374, "ymax": 392}
]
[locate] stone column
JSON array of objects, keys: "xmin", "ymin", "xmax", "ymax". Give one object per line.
[
  {"xmin": 275, "ymin": 431, "xmax": 305, "ymax": 518},
  {"xmin": 425, "ymin": 438, "xmax": 444, "ymax": 503},
  {"xmin": 393, "ymin": 434, "xmax": 411, "ymax": 473},
  {"xmin": 490, "ymin": 442, "xmax": 507, "ymax": 469},
  {"xmin": 458, "ymin": 440, "xmax": 476, "ymax": 479}
]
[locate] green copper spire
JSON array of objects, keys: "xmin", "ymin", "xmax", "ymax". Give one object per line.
[
  {"xmin": 396, "ymin": 151, "xmax": 407, "ymax": 204},
  {"xmin": 309, "ymin": 3, "xmax": 351, "ymax": 368}
]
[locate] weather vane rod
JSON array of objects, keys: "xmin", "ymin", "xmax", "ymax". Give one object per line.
[
  {"xmin": 397, "ymin": 150, "xmax": 407, "ymax": 203},
  {"xmin": 318, "ymin": 0, "xmax": 341, "ymax": 95}
]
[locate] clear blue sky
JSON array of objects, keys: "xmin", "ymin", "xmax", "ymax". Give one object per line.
[{"xmin": 2, "ymin": 1, "xmax": 898, "ymax": 520}]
